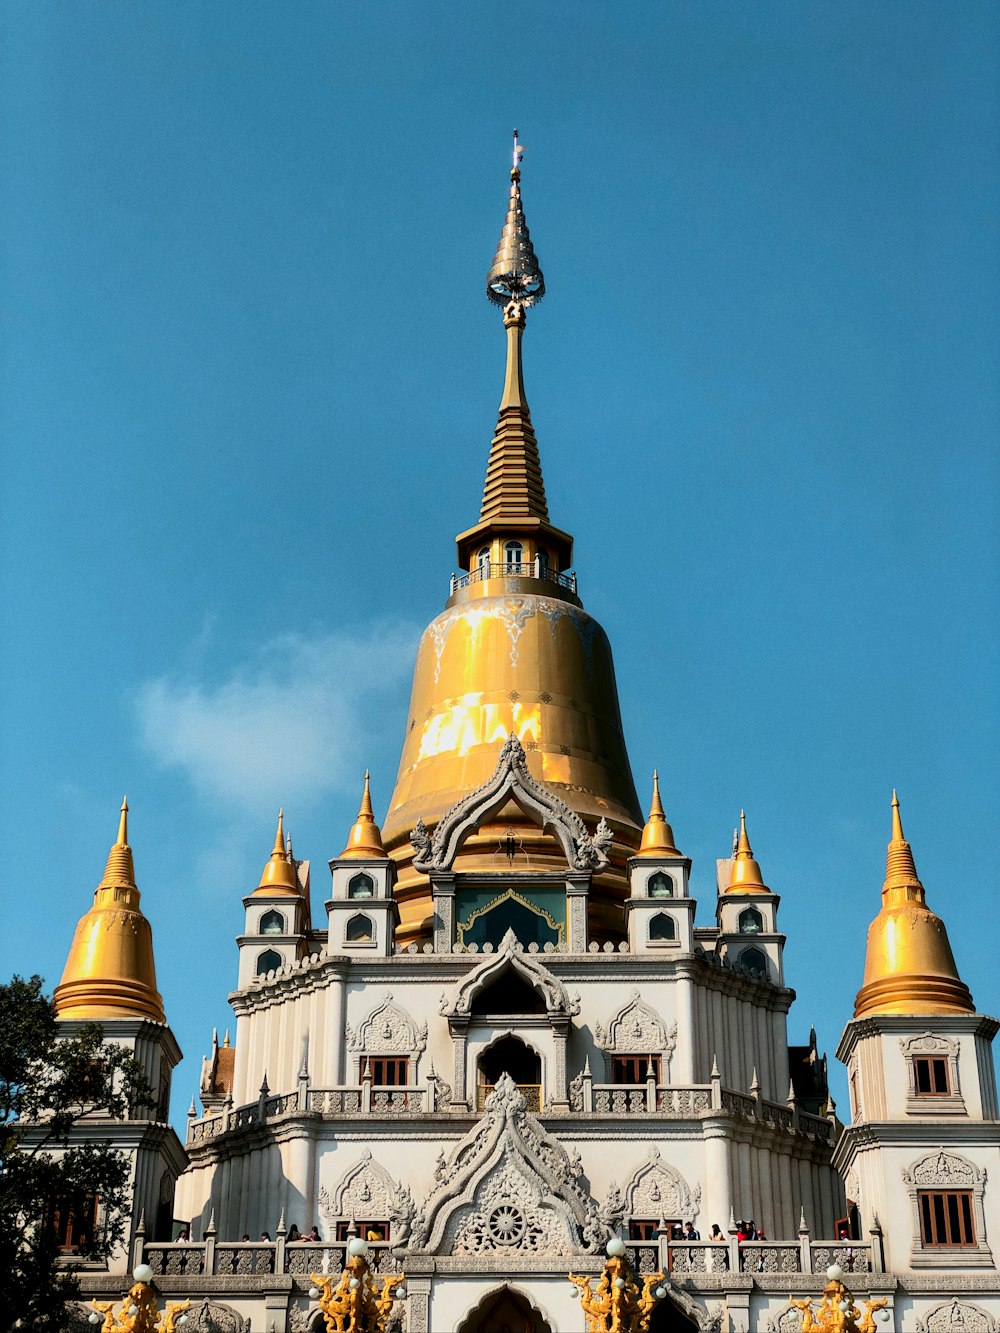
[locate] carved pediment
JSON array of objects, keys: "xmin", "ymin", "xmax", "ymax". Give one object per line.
[
  {"xmin": 346, "ymin": 992, "xmax": 427, "ymax": 1054},
  {"xmin": 603, "ymin": 1147, "xmax": 700, "ymax": 1225},
  {"xmin": 594, "ymin": 991, "xmax": 676, "ymax": 1054},
  {"xmin": 916, "ymin": 1300, "xmax": 997, "ymax": 1332},
  {"xmin": 905, "ymin": 1149, "xmax": 982, "ymax": 1189},
  {"xmin": 319, "ymin": 1150, "xmax": 415, "ymax": 1242},
  {"xmin": 409, "ymin": 1072, "xmax": 604, "ymax": 1256},
  {"xmin": 411, "ymin": 733, "xmax": 612, "ymax": 873},
  {"xmin": 900, "ymin": 1031, "xmax": 959, "ymax": 1057},
  {"xmin": 442, "ymin": 928, "xmax": 580, "ymax": 1019},
  {"xmin": 184, "ymin": 1301, "xmax": 250, "ymax": 1333}
]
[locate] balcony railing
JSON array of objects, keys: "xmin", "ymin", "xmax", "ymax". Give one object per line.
[
  {"xmin": 451, "ymin": 560, "xmax": 577, "ymax": 595},
  {"xmin": 142, "ymin": 1237, "xmax": 402, "ymax": 1279},
  {"xmin": 476, "ymin": 1081, "xmax": 541, "ymax": 1112}
]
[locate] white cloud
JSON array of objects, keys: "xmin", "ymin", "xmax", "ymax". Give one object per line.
[{"xmin": 136, "ymin": 622, "xmax": 419, "ymax": 814}]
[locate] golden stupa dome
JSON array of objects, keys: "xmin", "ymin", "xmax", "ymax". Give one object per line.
[
  {"xmin": 724, "ymin": 810, "xmax": 770, "ymax": 894},
  {"xmin": 381, "ymin": 143, "xmax": 643, "ymax": 941},
  {"xmin": 854, "ymin": 792, "xmax": 974, "ymax": 1018},
  {"xmin": 338, "ymin": 772, "xmax": 388, "ymax": 859},
  {"xmin": 54, "ymin": 799, "xmax": 165, "ymax": 1023},
  {"xmin": 635, "ymin": 772, "xmax": 682, "ymax": 857},
  {"xmin": 253, "ymin": 810, "xmax": 300, "ymax": 895}
]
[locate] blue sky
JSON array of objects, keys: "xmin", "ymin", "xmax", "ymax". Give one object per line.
[{"xmin": 1, "ymin": 2, "xmax": 997, "ymax": 1126}]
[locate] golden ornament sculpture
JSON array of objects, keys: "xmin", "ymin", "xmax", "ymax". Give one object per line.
[
  {"xmin": 309, "ymin": 1238, "xmax": 405, "ymax": 1333},
  {"xmin": 569, "ymin": 1239, "xmax": 666, "ymax": 1333},
  {"xmin": 89, "ymin": 1266, "xmax": 190, "ymax": 1333},
  {"xmin": 789, "ymin": 1265, "xmax": 889, "ymax": 1332}
]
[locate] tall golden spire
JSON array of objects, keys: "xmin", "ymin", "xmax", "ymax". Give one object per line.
[
  {"xmin": 456, "ymin": 131, "xmax": 572, "ymax": 570},
  {"xmin": 725, "ymin": 810, "xmax": 770, "ymax": 894},
  {"xmin": 854, "ymin": 792, "xmax": 974, "ymax": 1018},
  {"xmin": 636, "ymin": 772, "xmax": 682, "ymax": 857},
  {"xmin": 54, "ymin": 799, "xmax": 165, "ymax": 1022},
  {"xmin": 338, "ymin": 771, "xmax": 388, "ymax": 859},
  {"xmin": 254, "ymin": 809, "xmax": 299, "ymax": 894}
]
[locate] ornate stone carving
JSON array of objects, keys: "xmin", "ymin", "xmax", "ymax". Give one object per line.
[
  {"xmin": 594, "ymin": 991, "xmax": 676, "ymax": 1056},
  {"xmin": 901, "ymin": 1032, "xmax": 959, "ymax": 1058},
  {"xmin": 346, "ymin": 992, "xmax": 427, "ymax": 1055},
  {"xmin": 906, "ymin": 1149, "xmax": 981, "ymax": 1188},
  {"xmin": 916, "ymin": 1301, "xmax": 996, "ymax": 1332},
  {"xmin": 442, "ymin": 927, "xmax": 579, "ymax": 1019},
  {"xmin": 768, "ymin": 1308, "xmax": 808, "ymax": 1333},
  {"xmin": 568, "ymin": 1069, "xmax": 585, "ymax": 1112},
  {"xmin": 409, "ymin": 1072, "xmax": 604, "ymax": 1256},
  {"xmin": 410, "ymin": 733, "xmax": 610, "ymax": 873},
  {"xmin": 319, "ymin": 1151, "xmax": 416, "ymax": 1243},
  {"xmin": 184, "ymin": 1301, "xmax": 250, "ymax": 1333},
  {"xmin": 603, "ymin": 1148, "xmax": 701, "ymax": 1226}
]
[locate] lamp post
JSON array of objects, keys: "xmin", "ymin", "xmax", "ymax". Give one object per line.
[
  {"xmin": 789, "ymin": 1263, "xmax": 891, "ymax": 1332},
  {"xmin": 308, "ymin": 1237, "xmax": 406, "ymax": 1333},
  {"xmin": 569, "ymin": 1237, "xmax": 668, "ymax": 1333},
  {"xmin": 88, "ymin": 1265, "xmax": 191, "ymax": 1333}
]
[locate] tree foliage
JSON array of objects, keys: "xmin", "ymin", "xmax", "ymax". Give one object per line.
[{"xmin": 0, "ymin": 975, "xmax": 151, "ymax": 1333}]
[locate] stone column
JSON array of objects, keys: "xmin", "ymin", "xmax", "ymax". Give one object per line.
[
  {"xmin": 549, "ymin": 1016, "xmax": 570, "ymax": 1110},
  {"xmin": 449, "ymin": 1017, "xmax": 471, "ymax": 1110},
  {"xmin": 674, "ymin": 968, "xmax": 696, "ymax": 1082},
  {"xmin": 327, "ymin": 963, "xmax": 348, "ymax": 1085},
  {"xmin": 405, "ymin": 1274, "xmax": 432, "ymax": 1333},
  {"xmin": 704, "ymin": 1122, "xmax": 733, "ymax": 1233},
  {"xmin": 565, "ymin": 872, "xmax": 591, "ymax": 952},
  {"xmin": 431, "ymin": 873, "xmax": 456, "ymax": 953}
]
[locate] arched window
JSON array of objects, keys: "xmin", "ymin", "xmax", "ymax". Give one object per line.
[
  {"xmin": 260, "ymin": 909, "xmax": 285, "ymax": 935},
  {"xmin": 740, "ymin": 947, "xmax": 768, "ymax": 980},
  {"xmin": 256, "ymin": 948, "xmax": 282, "ymax": 976},
  {"xmin": 648, "ymin": 912, "xmax": 675, "ymax": 942},
  {"xmin": 476, "ymin": 1035, "xmax": 541, "ymax": 1111},
  {"xmin": 346, "ymin": 913, "xmax": 373, "ymax": 943},
  {"xmin": 477, "ymin": 546, "xmax": 491, "ymax": 576},
  {"xmin": 738, "ymin": 907, "xmax": 763, "ymax": 935},
  {"xmin": 504, "ymin": 540, "xmax": 523, "ymax": 570},
  {"xmin": 648, "ymin": 872, "xmax": 674, "ymax": 898},
  {"xmin": 348, "ymin": 873, "xmax": 375, "ymax": 900}
]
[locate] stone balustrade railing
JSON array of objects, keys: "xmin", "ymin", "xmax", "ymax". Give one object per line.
[
  {"xmin": 624, "ymin": 1237, "xmax": 878, "ymax": 1278},
  {"xmin": 188, "ymin": 1071, "xmax": 835, "ymax": 1145},
  {"xmin": 141, "ymin": 1237, "xmax": 400, "ymax": 1279}
]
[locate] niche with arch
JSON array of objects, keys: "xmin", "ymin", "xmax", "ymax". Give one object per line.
[
  {"xmin": 256, "ymin": 948, "xmax": 282, "ymax": 976},
  {"xmin": 345, "ymin": 913, "xmax": 374, "ymax": 944},
  {"xmin": 259, "ymin": 909, "xmax": 285, "ymax": 936},
  {"xmin": 648, "ymin": 912, "xmax": 676, "ymax": 943},
  {"xmin": 738, "ymin": 906, "xmax": 763, "ymax": 935},
  {"xmin": 348, "ymin": 872, "xmax": 375, "ymax": 900}
]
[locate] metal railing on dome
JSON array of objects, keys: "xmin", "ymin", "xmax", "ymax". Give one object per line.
[{"xmin": 450, "ymin": 561, "xmax": 577, "ymax": 594}]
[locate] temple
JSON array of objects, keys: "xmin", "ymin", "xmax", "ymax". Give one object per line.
[{"xmin": 49, "ymin": 139, "xmax": 999, "ymax": 1333}]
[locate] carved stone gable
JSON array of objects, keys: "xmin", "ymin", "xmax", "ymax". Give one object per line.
[
  {"xmin": 184, "ymin": 1301, "xmax": 250, "ymax": 1333},
  {"xmin": 906, "ymin": 1149, "xmax": 980, "ymax": 1189},
  {"xmin": 594, "ymin": 991, "xmax": 677, "ymax": 1055},
  {"xmin": 409, "ymin": 1072, "xmax": 603, "ymax": 1257},
  {"xmin": 442, "ymin": 928, "xmax": 580, "ymax": 1019},
  {"xmin": 319, "ymin": 1151, "xmax": 416, "ymax": 1242},
  {"xmin": 411, "ymin": 733, "xmax": 612, "ymax": 873},
  {"xmin": 900, "ymin": 1031, "xmax": 959, "ymax": 1057},
  {"xmin": 916, "ymin": 1300, "xmax": 996, "ymax": 1332},
  {"xmin": 347, "ymin": 993, "xmax": 427, "ymax": 1054},
  {"xmin": 603, "ymin": 1147, "xmax": 700, "ymax": 1226}
]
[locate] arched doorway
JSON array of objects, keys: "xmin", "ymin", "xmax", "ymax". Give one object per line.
[
  {"xmin": 457, "ymin": 1286, "xmax": 552, "ymax": 1333},
  {"xmin": 476, "ymin": 1035, "xmax": 542, "ymax": 1111}
]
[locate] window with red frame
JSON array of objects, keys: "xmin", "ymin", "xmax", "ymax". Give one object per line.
[
  {"xmin": 919, "ymin": 1191, "xmax": 975, "ymax": 1246},
  {"xmin": 612, "ymin": 1054, "xmax": 662, "ymax": 1084},
  {"xmin": 359, "ymin": 1056, "xmax": 409, "ymax": 1086}
]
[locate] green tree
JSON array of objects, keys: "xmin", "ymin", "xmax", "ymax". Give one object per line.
[{"xmin": 0, "ymin": 975, "xmax": 150, "ymax": 1333}]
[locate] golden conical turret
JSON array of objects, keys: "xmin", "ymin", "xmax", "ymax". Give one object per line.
[
  {"xmin": 54, "ymin": 799, "xmax": 165, "ymax": 1023},
  {"xmin": 254, "ymin": 810, "xmax": 299, "ymax": 894},
  {"xmin": 636, "ymin": 772, "xmax": 682, "ymax": 857},
  {"xmin": 854, "ymin": 792, "xmax": 974, "ymax": 1018},
  {"xmin": 725, "ymin": 811, "xmax": 769, "ymax": 894},
  {"xmin": 382, "ymin": 137, "xmax": 643, "ymax": 941},
  {"xmin": 338, "ymin": 772, "xmax": 388, "ymax": 859}
]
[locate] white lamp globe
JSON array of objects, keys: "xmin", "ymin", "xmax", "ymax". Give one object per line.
[
  {"xmin": 606, "ymin": 1237, "xmax": 626, "ymax": 1258},
  {"xmin": 128, "ymin": 1306, "xmax": 138, "ymax": 1318},
  {"xmin": 838, "ymin": 1301, "xmax": 850, "ymax": 1313},
  {"xmin": 613, "ymin": 1277, "xmax": 626, "ymax": 1290},
  {"xmin": 348, "ymin": 1237, "xmax": 368, "ymax": 1258},
  {"xmin": 88, "ymin": 1314, "xmax": 101, "ymax": 1325},
  {"xmin": 654, "ymin": 1287, "xmax": 667, "ymax": 1300},
  {"xmin": 395, "ymin": 1285, "xmax": 407, "ymax": 1299},
  {"xmin": 133, "ymin": 1264, "xmax": 154, "ymax": 1284},
  {"xmin": 826, "ymin": 1263, "xmax": 844, "ymax": 1282},
  {"xmin": 177, "ymin": 1317, "xmax": 188, "ymax": 1326},
  {"xmin": 308, "ymin": 1287, "xmax": 320, "ymax": 1300},
  {"xmin": 569, "ymin": 1286, "xmax": 580, "ymax": 1298},
  {"xmin": 348, "ymin": 1277, "xmax": 360, "ymax": 1290},
  {"xmin": 877, "ymin": 1312, "xmax": 891, "ymax": 1324}
]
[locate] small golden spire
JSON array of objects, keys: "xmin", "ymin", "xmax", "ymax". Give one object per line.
[
  {"xmin": 54, "ymin": 800, "xmax": 165, "ymax": 1022},
  {"xmin": 254, "ymin": 809, "xmax": 299, "ymax": 894},
  {"xmin": 338, "ymin": 771, "xmax": 388, "ymax": 859},
  {"xmin": 854, "ymin": 791, "xmax": 974, "ymax": 1017},
  {"xmin": 636, "ymin": 771, "xmax": 682, "ymax": 857},
  {"xmin": 725, "ymin": 810, "xmax": 770, "ymax": 894}
]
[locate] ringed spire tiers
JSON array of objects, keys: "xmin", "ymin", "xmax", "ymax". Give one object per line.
[
  {"xmin": 854, "ymin": 792, "xmax": 974, "ymax": 1018},
  {"xmin": 54, "ymin": 799, "xmax": 166, "ymax": 1023},
  {"xmin": 338, "ymin": 771, "xmax": 388, "ymax": 859},
  {"xmin": 725, "ymin": 811, "xmax": 770, "ymax": 894},
  {"xmin": 254, "ymin": 810, "xmax": 299, "ymax": 895},
  {"xmin": 456, "ymin": 131, "xmax": 572, "ymax": 572},
  {"xmin": 636, "ymin": 772, "xmax": 682, "ymax": 857}
]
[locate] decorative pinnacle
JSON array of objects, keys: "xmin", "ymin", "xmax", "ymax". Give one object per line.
[
  {"xmin": 117, "ymin": 795, "xmax": 129, "ymax": 847},
  {"xmin": 273, "ymin": 810, "xmax": 286, "ymax": 856},
  {"xmin": 725, "ymin": 809, "xmax": 769, "ymax": 894},
  {"xmin": 338, "ymin": 770, "xmax": 388, "ymax": 859},
  {"xmin": 487, "ymin": 130, "xmax": 545, "ymax": 311},
  {"xmin": 883, "ymin": 790, "xmax": 922, "ymax": 897}
]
